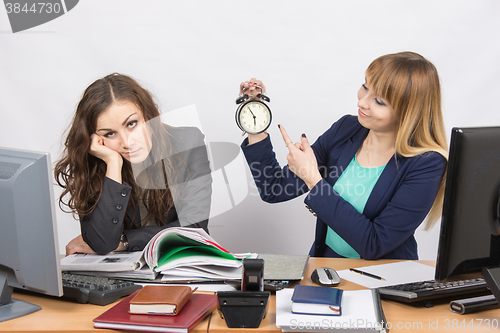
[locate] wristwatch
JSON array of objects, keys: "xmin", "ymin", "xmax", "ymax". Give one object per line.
[{"xmin": 120, "ymin": 233, "xmax": 129, "ymax": 251}]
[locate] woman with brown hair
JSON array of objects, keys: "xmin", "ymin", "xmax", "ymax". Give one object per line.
[
  {"xmin": 240, "ymin": 51, "xmax": 447, "ymax": 259},
  {"xmin": 56, "ymin": 73, "xmax": 212, "ymax": 255}
]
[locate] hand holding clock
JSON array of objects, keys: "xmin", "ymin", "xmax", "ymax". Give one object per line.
[
  {"xmin": 239, "ymin": 78, "xmax": 266, "ymax": 98},
  {"xmin": 236, "ymin": 78, "xmax": 272, "ymax": 137},
  {"xmin": 279, "ymin": 124, "xmax": 323, "ymax": 190},
  {"xmin": 237, "ymin": 78, "xmax": 322, "ymax": 189}
]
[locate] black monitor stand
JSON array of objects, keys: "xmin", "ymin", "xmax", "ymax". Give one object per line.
[{"xmin": 482, "ymin": 266, "xmax": 500, "ymax": 302}]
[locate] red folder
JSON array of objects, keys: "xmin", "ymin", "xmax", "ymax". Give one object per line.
[{"xmin": 94, "ymin": 290, "xmax": 217, "ymax": 333}]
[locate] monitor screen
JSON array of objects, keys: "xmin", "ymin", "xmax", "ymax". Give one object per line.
[
  {"xmin": 0, "ymin": 147, "xmax": 62, "ymax": 322},
  {"xmin": 435, "ymin": 127, "xmax": 500, "ymax": 281}
]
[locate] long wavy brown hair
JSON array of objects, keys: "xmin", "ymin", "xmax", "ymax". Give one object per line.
[{"xmin": 54, "ymin": 73, "xmax": 178, "ymax": 228}]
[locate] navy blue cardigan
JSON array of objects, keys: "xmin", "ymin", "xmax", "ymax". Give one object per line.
[{"xmin": 241, "ymin": 115, "xmax": 446, "ymax": 259}]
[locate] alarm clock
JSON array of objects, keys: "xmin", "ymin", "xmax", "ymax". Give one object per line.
[{"xmin": 235, "ymin": 87, "xmax": 272, "ymax": 135}]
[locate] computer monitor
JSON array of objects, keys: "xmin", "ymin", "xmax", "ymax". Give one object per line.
[
  {"xmin": 435, "ymin": 127, "xmax": 500, "ymax": 282},
  {"xmin": 0, "ymin": 147, "xmax": 63, "ymax": 322}
]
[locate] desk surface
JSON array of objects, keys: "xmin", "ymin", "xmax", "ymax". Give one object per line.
[{"xmin": 1, "ymin": 258, "xmax": 499, "ymax": 333}]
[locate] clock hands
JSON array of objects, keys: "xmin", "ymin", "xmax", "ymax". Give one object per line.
[
  {"xmin": 235, "ymin": 97, "xmax": 271, "ymax": 135},
  {"xmin": 248, "ymin": 106, "xmax": 257, "ymax": 126},
  {"xmin": 248, "ymin": 107, "xmax": 256, "ymax": 118}
]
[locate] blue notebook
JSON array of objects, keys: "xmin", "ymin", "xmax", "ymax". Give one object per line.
[{"xmin": 291, "ymin": 285, "xmax": 343, "ymax": 316}]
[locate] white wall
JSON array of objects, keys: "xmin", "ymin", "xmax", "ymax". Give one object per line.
[{"xmin": 1, "ymin": 1, "xmax": 499, "ymax": 259}]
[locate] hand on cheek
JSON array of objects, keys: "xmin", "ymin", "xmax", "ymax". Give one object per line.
[{"xmin": 89, "ymin": 134, "xmax": 122, "ymax": 165}]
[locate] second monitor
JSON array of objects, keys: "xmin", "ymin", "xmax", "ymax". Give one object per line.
[{"xmin": 435, "ymin": 126, "xmax": 500, "ymax": 281}]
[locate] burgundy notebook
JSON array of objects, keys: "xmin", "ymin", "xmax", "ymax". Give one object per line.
[{"xmin": 94, "ymin": 290, "xmax": 217, "ymax": 333}]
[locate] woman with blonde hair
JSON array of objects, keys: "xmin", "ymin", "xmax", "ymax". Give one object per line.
[
  {"xmin": 55, "ymin": 73, "xmax": 212, "ymax": 255},
  {"xmin": 240, "ymin": 51, "xmax": 447, "ymax": 259}
]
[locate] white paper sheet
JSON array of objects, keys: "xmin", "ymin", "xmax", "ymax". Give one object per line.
[{"xmin": 337, "ymin": 261, "xmax": 435, "ymax": 289}]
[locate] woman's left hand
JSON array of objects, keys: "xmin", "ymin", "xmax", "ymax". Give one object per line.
[
  {"xmin": 279, "ymin": 124, "xmax": 323, "ymax": 190},
  {"xmin": 240, "ymin": 78, "xmax": 266, "ymax": 99}
]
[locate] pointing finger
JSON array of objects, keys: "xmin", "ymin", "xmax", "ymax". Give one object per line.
[
  {"xmin": 279, "ymin": 124, "xmax": 294, "ymax": 150},
  {"xmin": 301, "ymin": 133, "xmax": 311, "ymax": 150}
]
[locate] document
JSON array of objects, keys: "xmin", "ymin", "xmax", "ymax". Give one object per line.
[
  {"xmin": 337, "ymin": 261, "xmax": 435, "ymax": 289},
  {"xmin": 73, "ymin": 266, "xmax": 159, "ymax": 280},
  {"xmin": 60, "ymin": 251, "xmax": 145, "ymax": 272}
]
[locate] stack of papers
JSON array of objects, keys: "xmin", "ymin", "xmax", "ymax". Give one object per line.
[
  {"xmin": 61, "ymin": 227, "xmax": 253, "ymax": 281},
  {"xmin": 60, "ymin": 251, "xmax": 144, "ymax": 272},
  {"xmin": 60, "ymin": 252, "xmax": 158, "ymax": 280},
  {"xmin": 144, "ymin": 227, "xmax": 252, "ymax": 281}
]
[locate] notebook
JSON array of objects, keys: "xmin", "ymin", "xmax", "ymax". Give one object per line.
[
  {"xmin": 291, "ymin": 285, "xmax": 343, "ymax": 316},
  {"xmin": 128, "ymin": 285, "xmax": 193, "ymax": 315}
]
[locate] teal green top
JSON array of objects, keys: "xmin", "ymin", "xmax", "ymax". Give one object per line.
[{"xmin": 325, "ymin": 156, "xmax": 386, "ymax": 258}]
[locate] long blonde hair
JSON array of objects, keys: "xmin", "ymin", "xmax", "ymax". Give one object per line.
[{"xmin": 366, "ymin": 52, "xmax": 447, "ymax": 230}]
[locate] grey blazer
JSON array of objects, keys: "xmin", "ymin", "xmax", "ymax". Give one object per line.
[{"xmin": 80, "ymin": 126, "xmax": 212, "ymax": 254}]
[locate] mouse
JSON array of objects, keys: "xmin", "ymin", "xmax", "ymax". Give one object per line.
[{"xmin": 311, "ymin": 267, "xmax": 341, "ymax": 287}]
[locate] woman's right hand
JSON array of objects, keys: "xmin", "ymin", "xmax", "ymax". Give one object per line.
[
  {"xmin": 89, "ymin": 134, "xmax": 122, "ymax": 165},
  {"xmin": 89, "ymin": 134, "xmax": 123, "ymax": 183}
]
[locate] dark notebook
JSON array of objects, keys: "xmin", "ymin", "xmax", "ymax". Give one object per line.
[{"xmin": 291, "ymin": 284, "xmax": 343, "ymax": 316}]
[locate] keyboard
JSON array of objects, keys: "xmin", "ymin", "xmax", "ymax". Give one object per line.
[
  {"xmin": 377, "ymin": 278, "xmax": 490, "ymax": 304},
  {"xmin": 224, "ymin": 279, "xmax": 298, "ymax": 292},
  {"xmin": 62, "ymin": 272, "xmax": 142, "ymax": 305},
  {"xmin": 264, "ymin": 280, "xmax": 299, "ymax": 291}
]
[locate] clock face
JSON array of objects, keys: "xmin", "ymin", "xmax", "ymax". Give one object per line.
[{"xmin": 237, "ymin": 101, "xmax": 272, "ymax": 134}]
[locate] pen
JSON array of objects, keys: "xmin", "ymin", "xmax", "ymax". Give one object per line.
[{"xmin": 349, "ymin": 268, "xmax": 385, "ymax": 281}]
